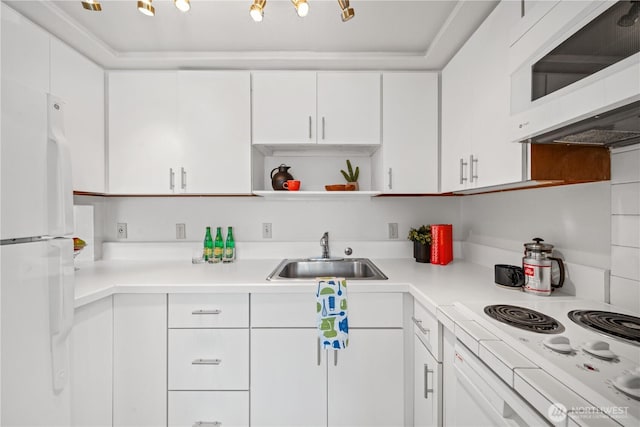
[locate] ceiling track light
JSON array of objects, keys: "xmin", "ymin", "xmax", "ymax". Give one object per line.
[
  {"xmin": 137, "ymin": 0, "xmax": 155, "ymax": 17},
  {"xmin": 81, "ymin": 0, "xmax": 102, "ymax": 11},
  {"xmin": 250, "ymin": 0, "xmax": 266, "ymax": 22},
  {"xmin": 337, "ymin": 0, "xmax": 355, "ymax": 22},
  {"xmin": 174, "ymin": 0, "xmax": 191, "ymax": 13},
  {"xmin": 291, "ymin": 0, "xmax": 309, "ymax": 18},
  {"xmin": 618, "ymin": 1, "xmax": 640, "ymax": 27}
]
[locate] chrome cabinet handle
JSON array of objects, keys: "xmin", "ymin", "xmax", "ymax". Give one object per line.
[
  {"xmin": 424, "ymin": 363, "xmax": 434, "ymax": 399},
  {"xmin": 412, "ymin": 316, "xmax": 430, "ymax": 336},
  {"xmin": 317, "ymin": 337, "xmax": 321, "ymax": 366},
  {"xmin": 191, "ymin": 309, "xmax": 222, "ymax": 315},
  {"xmin": 181, "ymin": 167, "xmax": 187, "ymax": 190},
  {"xmin": 388, "ymin": 168, "xmax": 393, "ymax": 190},
  {"xmin": 192, "ymin": 359, "xmax": 222, "ymax": 365},
  {"xmin": 470, "ymin": 155, "xmax": 478, "ymax": 183},
  {"xmin": 309, "ymin": 116, "xmax": 312, "ymax": 139},
  {"xmin": 322, "ymin": 117, "xmax": 325, "ymax": 140},
  {"xmin": 334, "ymin": 350, "xmax": 338, "ymax": 366},
  {"xmin": 193, "ymin": 422, "xmax": 221, "ymax": 427},
  {"xmin": 169, "ymin": 168, "xmax": 175, "ymax": 190},
  {"xmin": 459, "ymin": 158, "xmax": 468, "ymax": 184}
]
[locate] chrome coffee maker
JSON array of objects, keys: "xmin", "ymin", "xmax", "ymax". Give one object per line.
[{"xmin": 522, "ymin": 238, "xmax": 565, "ymax": 296}]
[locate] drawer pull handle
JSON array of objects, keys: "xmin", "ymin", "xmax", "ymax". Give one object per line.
[
  {"xmin": 191, "ymin": 309, "xmax": 222, "ymax": 315},
  {"xmin": 411, "ymin": 316, "xmax": 430, "ymax": 336},
  {"xmin": 193, "ymin": 422, "xmax": 221, "ymax": 427},
  {"xmin": 192, "ymin": 359, "xmax": 222, "ymax": 365}
]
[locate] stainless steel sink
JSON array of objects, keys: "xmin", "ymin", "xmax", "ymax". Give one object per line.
[{"xmin": 267, "ymin": 258, "xmax": 388, "ymax": 281}]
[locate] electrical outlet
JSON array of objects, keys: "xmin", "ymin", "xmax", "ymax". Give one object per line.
[
  {"xmin": 117, "ymin": 223, "xmax": 128, "ymax": 239},
  {"xmin": 176, "ymin": 223, "xmax": 186, "ymax": 240},
  {"xmin": 262, "ymin": 222, "xmax": 272, "ymax": 239},
  {"xmin": 388, "ymin": 222, "xmax": 398, "ymax": 239}
]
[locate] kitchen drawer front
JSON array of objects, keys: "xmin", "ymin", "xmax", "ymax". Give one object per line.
[
  {"xmin": 251, "ymin": 292, "xmax": 403, "ymax": 328},
  {"xmin": 168, "ymin": 294, "xmax": 249, "ymax": 328},
  {"xmin": 413, "ymin": 300, "xmax": 441, "ymax": 361},
  {"xmin": 168, "ymin": 329, "xmax": 249, "ymax": 390},
  {"xmin": 168, "ymin": 391, "xmax": 249, "ymax": 427}
]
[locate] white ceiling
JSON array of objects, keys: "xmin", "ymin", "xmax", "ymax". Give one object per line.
[{"xmin": 5, "ymin": 0, "xmax": 500, "ymax": 69}]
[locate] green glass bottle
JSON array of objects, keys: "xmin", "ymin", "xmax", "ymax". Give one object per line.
[
  {"xmin": 213, "ymin": 226, "xmax": 224, "ymax": 262},
  {"xmin": 203, "ymin": 227, "xmax": 213, "ymax": 261},
  {"xmin": 223, "ymin": 226, "xmax": 235, "ymax": 263}
]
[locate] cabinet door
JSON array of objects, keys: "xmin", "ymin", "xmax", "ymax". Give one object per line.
[
  {"xmin": 113, "ymin": 294, "xmax": 167, "ymax": 427},
  {"xmin": 414, "ymin": 334, "xmax": 441, "ymax": 427},
  {"xmin": 441, "ymin": 48, "xmax": 473, "ymax": 193},
  {"xmin": 51, "ymin": 38, "xmax": 105, "ymax": 194},
  {"xmin": 108, "ymin": 71, "xmax": 179, "ymax": 194},
  {"xmin": 470, "ymin": 0, "xmax": 523, "ymax": 189},
  {"xmin": 317, "ymin": 72, "xmax": 381, "ymax": 145},
  {"xmin": 251, "ymin": 71, "xmax": 316, "ymax": 144},
  {"xmin": 178, "ymin": 71, "xmax": 251, "ymax": 194},
  {"xmin": 328, "ymin": 329, "xmax": 404, "ymax": 427},
  {"xmin": 251, "ymin": 329, "xmax": 327, "ymax": 427},
  {"xmin": 382, "ymin": 73, "xmax": 438, "ymax": 193},
  {"xmin": 72, "ymin": 296, "xmax": 113, "ymax": 427}
]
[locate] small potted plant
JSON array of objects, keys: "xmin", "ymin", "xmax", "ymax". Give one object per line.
[
  {"xmin": 408, "ymin": 225, "xmax": 431, "ymax": 263},
  {"xmin": 340, "ymin": 159, "xmax": 360, "ymax": 191}
]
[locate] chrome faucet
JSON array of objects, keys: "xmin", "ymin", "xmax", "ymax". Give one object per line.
[{"xmin": 320, "ymin": 232, "xmax": 330, "ymax": 259}]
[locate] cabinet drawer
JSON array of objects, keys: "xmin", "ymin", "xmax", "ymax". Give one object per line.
[
  {"xmin": 168, "ymin": 294, "xmax": 248, "ymax": 328},
  {"xmin": 168, "ymin": 391, "xmax": 249, "ymax": 427},
  {"xmin": 168, "ymin": 329, "xmax": 249, "ymax": 390},
  {"xmin": 413, "ymin": 300, "xmax": 441, "ymax": 361},
  {"xmin": 251, "ymin": 292, "xmax": 403, "ymax": 328}
]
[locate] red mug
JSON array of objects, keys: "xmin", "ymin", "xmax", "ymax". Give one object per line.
[{"xmin": 283, "ymin": 180, "xmax": 301, "ymax": 191}]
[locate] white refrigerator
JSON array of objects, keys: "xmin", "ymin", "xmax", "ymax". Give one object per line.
[{"xmin": 1, "ymin": 78, "xmax": 75, "ymax": 426}]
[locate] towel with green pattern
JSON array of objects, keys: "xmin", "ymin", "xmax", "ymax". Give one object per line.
[{"xmin": 317, "ymin": 277, "xmax": 348, "ymax": 350}]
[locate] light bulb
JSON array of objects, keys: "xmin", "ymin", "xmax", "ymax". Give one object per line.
[
  {"xmin": 174, "ymin": 0, "xmax": 190, "ymax": 13},
  {"xmin": 250, "ymin": 0, "xmax": 266, "ymax": 22},
  {"xmin": 137, "ymin": 0, "xmax": 155, "ymax": 16},
  {"xmin": 293, "ymin": 0, "xmax": 309, "ymax": 17}
]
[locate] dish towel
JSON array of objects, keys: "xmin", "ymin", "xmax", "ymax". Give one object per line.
[{"xmin": 316, "ymin": 277, "xmax": 348, "ymax": 350}]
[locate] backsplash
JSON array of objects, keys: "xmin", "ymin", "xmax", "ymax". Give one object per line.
[{"xmin": 610, "ymin": 145, "xmax": 640, "ymax": 312}]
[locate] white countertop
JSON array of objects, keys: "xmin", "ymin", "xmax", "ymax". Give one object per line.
[{"xmin": 74, "ymin": 257, "xmax": 557, "ymax": 311}]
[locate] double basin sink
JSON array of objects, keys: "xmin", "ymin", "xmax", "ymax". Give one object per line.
[{"xmin": 267, "ymin": 258, "xmax": 388, "ymax": 281}]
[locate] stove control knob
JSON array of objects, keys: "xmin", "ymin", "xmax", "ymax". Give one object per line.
[
  {"xmin": 583, "ymin": 340, "xmax": 616, "ymax": 360},
  {"xmin": 543, "ymin": 335, "xmax": 572, "ymax": 354},
  {"xmin": 613, "ymin": 373, "xmax": 640, "ymax": 400}
]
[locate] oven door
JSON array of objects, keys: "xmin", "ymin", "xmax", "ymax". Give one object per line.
[{"xmin": 452, "ymin": 342, "xmax": 549, "ymax": 427}]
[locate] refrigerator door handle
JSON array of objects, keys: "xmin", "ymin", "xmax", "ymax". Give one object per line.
[
  {"xmin": 48, "ymin": 239, "xmax": 74, "ymax": 392},
  {"xmin": 47, "ymin": 94, "xmax": 74, "ymax": 237}
]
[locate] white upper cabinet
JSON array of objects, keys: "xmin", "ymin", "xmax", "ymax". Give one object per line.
[
  {"xmin": 317, "ymin": 72, "xmax": 381, "ymax": 145},
  {"xmin": 51, "ymin": 38, "xmax": 105, "ymax": 194},
  {"xmin": 252, "ymin": 71, "xmax": 381, "ymax": 146},
  {"xmin": 109, "ymin": 71, "xmax": 251, "ymax": 194},
  {"xmin": 108, "ymin": 71, "xmax": 179, "ymax": 195},
  {"xmin": 381, "ymin": 72, "xmax": 438, "ymax": 193},
  {"xmin": 251, "ymin": 72, "xmax": 316, "ymax": 144},
  {"xmin": 441, "ymin": 0, "xmax": 522, "ymax": 193},
  {"xmin": 177, "ymin": 71, "xmax": 251, "ymax": 194}
]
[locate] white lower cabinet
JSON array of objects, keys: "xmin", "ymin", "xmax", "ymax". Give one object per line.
[
  {"xmin": 168, "ymin": 391, "xmax": 249, "ymax": 427},
  {"xmin": 414, "ymin": 334, "xmax": 441, "ymax": 427},
  {"xmin": 113, "ymin": 294, "xmax": 167, "ymax": 427},
  {"xmin": 251, "ymin": 293, "xmax": 405, "ymax": 427},
  {"xmin": 72, "ymin": 296, "xmax": 113, "ymax": 427}
]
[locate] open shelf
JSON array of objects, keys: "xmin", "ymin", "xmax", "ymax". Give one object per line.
[{"xmin": 253, "ymin": 190, "xmax": 382, "ymax": 200}]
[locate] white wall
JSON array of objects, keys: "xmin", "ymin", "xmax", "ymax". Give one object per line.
[
  {"xmin": 609, "ymin": 145, "xmax": 640, "ymax": 312},
  {"xmin": 460, "ymin": 181, "xmax": 611, "ymax": 270},
  {"xmin": 83, "ymin": 196, "xmax": 461, "ymax": 244}
]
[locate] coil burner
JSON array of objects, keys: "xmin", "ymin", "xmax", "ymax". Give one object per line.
[
  {"xmin": 568, "ymin": 310, "xmax": 640, "ymax": 346},
  {"xmin": 484, "ymin": 304, "xmax": 565, "ymax": 334}
]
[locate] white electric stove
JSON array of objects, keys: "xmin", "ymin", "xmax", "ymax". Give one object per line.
[{"xmin": 454, "ymin": 298, "xmax": 639, "ymax": 426}]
